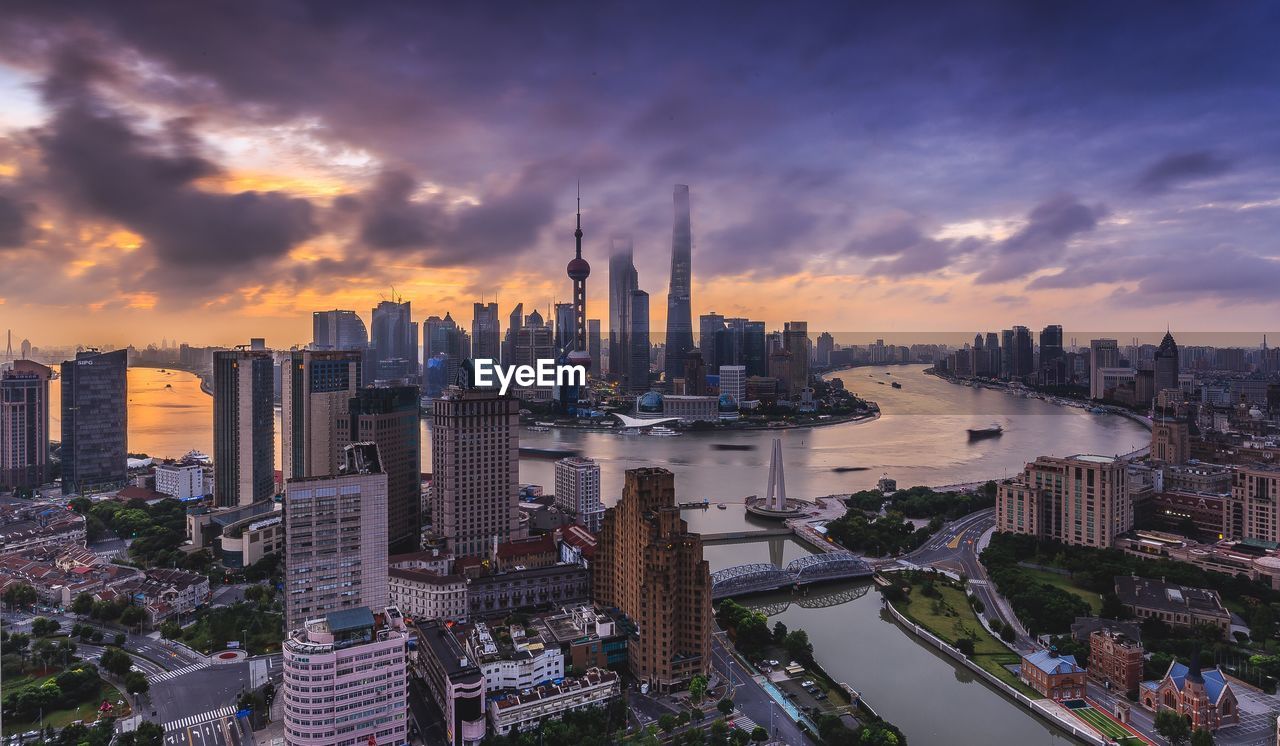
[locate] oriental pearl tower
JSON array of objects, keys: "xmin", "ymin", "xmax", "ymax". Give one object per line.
[{"xmin": 566, "ymin": 189, "xmax": 592, "ymax": 373}]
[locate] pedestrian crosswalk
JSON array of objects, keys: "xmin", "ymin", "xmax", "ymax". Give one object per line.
[
  {"xmin": 164, "ymin": 706, "xmax": 235, "ymax": 731},
  {"xmin": 732, "ymin": 714, "xmax": 759, "ymax": 734},
  {"xmin": 148, "ymin": 662, "xmax": 209, "ymax": 683}
]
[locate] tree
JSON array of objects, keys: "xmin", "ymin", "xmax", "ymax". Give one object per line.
[
  {"xmin": 689, "ymin": 674, "xmax": 708, "ymax": 703},
  {"xmin": 116, "ymin": 722, "xmax": 164, "ymax": 746},
  {"xmin": 750, "ymin": 726, "xmax": 768, "ymax": 742},
  {"xmin": 1190, "ymin": 728, "xmax": 1215, "ymax": 746},
  {"xmin": 120, "ymin": 605, "xmax": 146, "ymax": 631},
  {"xmin": 772, "ymin": 621, "xmax": 788, "ymax": 642},
  {"xmin": 717, "ymin": 698, "xmax": 734, "ymax": 717},
  {"xmin": 112, "ymin": 633, "xmax": 124, "ymax": 646},
  {"xmin": 783, "ymin": 629, "xmax": 814, "ymax": 664},
  {"xmin": 124, "ymin": 669, "xmax": 150, "ymax": 696},
  {"xmin": 677, "ymin": 711, "xmax": 691, "ymax": 725},
  {"xmin": 160, "ymin": 621, "xmax": 182, "ymax": 639},
  {"xmin": 689, "ymin": 705, "xmax": 704, "ymax": 722},
  {"xmin": 1155, "ymin": 708, "xmax": 1191, "ymax": 745},
  {"xmin": 1250, "ymin": 603, "xmax": 1276, "ymax": 641},
  {"xmin": 3, "ymin": 583, "xmax": 37, "ymax": 610},
  {"xmin": 999, "ymin": 622, "xmax": 1016, "ymax": 642},
  {"xmin": 72, "ymin": 593, "xmax": 94, "ymax": 616},
  {"xmin": 99, "ymin": 646, "xmax": 132, "ymax": 677},
  {"xmin": 956, "ymin": 638, "xmax": 975, "ymax": 656},
  {"xmin": 658, "ymin": 714, "xmax": 678, "ymax": 735},
  {"xmin": 31, "ymin": 617, "xmax": 61, "ymax": 637},
  {"xmin": 1100, "ymin": 593, "xmax": 1128, "ymax": 620}
]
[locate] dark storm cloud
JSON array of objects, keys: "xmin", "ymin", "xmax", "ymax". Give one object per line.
[
  {"xmin": 337, "ymin": 167, "xmax": 557, "ymax": 267},
  {"xmin": 0, "ymin": 188, "xmax": 34, "ymax": 248},
  {"xmin": 1135, "ymin": 151, "xmax": 1233, "ymax": 194},
  {"xmin": 31, "ymin": 49, "xmax": 316, "ymax": 290},
  {"xmin": 1, "ymin": 1, "xmax": 1279, "ymax": 308},
  {"xmin": 974, "ymin": 196, "xmax": 1107, "ymax": 284}
]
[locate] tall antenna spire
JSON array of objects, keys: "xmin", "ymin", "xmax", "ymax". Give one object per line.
[{"xmin": 574, "ymin": 181, "xmax": 583, "ymax": 254}]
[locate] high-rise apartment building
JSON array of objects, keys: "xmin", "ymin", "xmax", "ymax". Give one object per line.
[
  {"xmin": 471, "ymin": 302, "xmax": 501, "ymax": 363},
  {"xmin": 593, "ymin": 468, "xmax": 711, "ymax": 692},
  {"xmin": 337, "ymin": 385, "xmax": 421, "ymax": 554},
  {"xmin": 553, "ymin": 302, "xmax": 575, "ymax": 358},
  {"xmin": 815, "ymin": 332, "xmax": 835, "ymax": 367},
  {"xmin": 1, "ymin": 361, "xmax": 52, "ymax": 490},
  {"xmin": 628, "ymin": 290, "xmax": 651, "ymax": 393},
  {"xmin": 783, "ymin": 322, "xmax": 810, "ymax": 395},
  {"xmin": 311, "ymin": 310, "xmax": 369, "ymax": 351},
  {"xmin": 281, "ymin": 350, "xmax": 363, "ymax": 481},
  {"xmin": 281, "ymin": 606, "xmax": 410, "ymax": 746},
  {"xmin": 1224, "ymin": 464, "xmax": 1280, "ymax": 544},
  {"xmin": 996, "ymin": 454, "xmax": 1130, "ymax": 549},
  {"xmin": 283, "ymin": 443, "xmax": 389, "ymax": 629},
  {"xmin": 371, "ymin": 299, "xmax": 417, "ymax": 379},
  {"xmin": 1089, "ymin": 339, "xmax": 1122, "ymax": 399},
  {"xmin": 664, "ymin": 185, "xmax": 694, "ymax": 389},
  {"xmin": 430, "ymin": 387, "xmax": 522, "ymax": 558},
  {"xmin": 608, "ymin": 237, "xmax": 638, "ymax": 384},
  {"xmin": 1000, "ymin": 329, "xmax": 1014, "ymax": 379},
  {"xmin": 60, "ymin": 349, "xmax": 128, "ymax": 495},
  {"xmin": 213, "ymin": 350, "xmax": 276, "ymax": 507},
  {"xmin": 554, "ymin": 456, "xmax": 604, "ymax": 533}
]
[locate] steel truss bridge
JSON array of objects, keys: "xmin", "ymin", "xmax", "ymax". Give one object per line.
[{"xmin": 710, "ymin": 552, "xmax": 874, "ymax": 600}]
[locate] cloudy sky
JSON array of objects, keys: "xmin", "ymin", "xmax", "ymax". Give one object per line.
[{"xmin": 1, "ymin": 1, "xmax": 1277, "ymax": 348}]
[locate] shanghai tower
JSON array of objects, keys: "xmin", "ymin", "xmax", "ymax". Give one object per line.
[{"xmin": 664, "ymin": 185, "xmax": 694, "ymax": 388}]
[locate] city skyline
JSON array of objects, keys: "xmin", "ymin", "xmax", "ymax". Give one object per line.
[{"xmin": 1, "ymin": 3, "xmax": 1279, "ymax": 346}]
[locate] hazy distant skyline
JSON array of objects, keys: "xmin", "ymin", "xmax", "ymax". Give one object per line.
[{"xmin": 1, "ymin": 2, "xmax": 1278, "ymax": 346}]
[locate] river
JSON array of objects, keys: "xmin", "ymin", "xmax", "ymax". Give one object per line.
[{"xmin": 62, "ymin": 363, "xmax": 1145, "ymax": 744}]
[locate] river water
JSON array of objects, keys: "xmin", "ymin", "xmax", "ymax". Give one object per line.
[{"xmin": 60, "ymin": 364, "xmax": 1144, "ymax": 744}]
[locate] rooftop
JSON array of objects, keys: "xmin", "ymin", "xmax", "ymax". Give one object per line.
[
  {"xmin": 1114, "ymin": 575, "xmax": 1229, "ymax": 619},
  {"xmin": 1023, "ymin": 649, "xmax": 1084, "ymax": 676}
]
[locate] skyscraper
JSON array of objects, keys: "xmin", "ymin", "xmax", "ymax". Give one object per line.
[
  {"xmin": 1, "ymin": 361, "xmax": 52, "ymax": 490},
  {"xmin": 815, "ymin": 332, "xmax": 835, "ymax": 367},
  {"xmin": 1011, "ymin": 326, "xmax": 1033, "ymax": 381},
  {"xmin": 1089, "ymin": 339, "xmax": 1122, "ymax": 400},
  {"xmin": 213, "ymin": 350, "xmax": 276, "ymax": 507},
  {"xmin": 566, "ymin": 196, "xmax": 592, "ymax": 373},
  {"xmin": 1000, "ymin": 329, "xmax": 1014, "ymax": 379},
  {"xmin": 60, "ymin": 349, "xmax": 128, "ymax": 495},
  {"xmin": 593, "ymin": 467, "xmax": 711, "ymax": 692},
  {"xmin": 337, "ymin": 385, "xmax": 421, "ymax": 554},
  {"xmin": 430, "ymin": 387, "xmax": 523, "ymax": 558},
  {"xmin": 587, "ymin": 319, "xmax": 602, "ymax": 373},
  {"xmin": 628, "ymin": 290, "xmax": 651, "ymax": 393},
  {"xmin": 311, "ymin": 310, "xmax": 369, "ymax": 351},
  {"xmin": 608, "ymin": 237, "xmax": 638, "ymax": 384},
  {"xmin": 743, "ymin": 321, "xmax": 767, "ymax": 377},
  {"xmin": 1040, "ymin": 325, "xmax": 1065, "ymax": 385},
  {"xmin": 371, "ymin": 299, "xmax": 416, "ymax": 379},
  {"xmin": 502, "ymin": 303, "xmax": 524, "ymax": 365},
  {"xmin": 510, "ymin": 310, "xmax": 555, "ymax": 369},
  {"xmin": 719, "ymin": 365, "xmax": 746, "ymax": 407},
  {"xmin": 283, "ymin": 442, "xmax": 390, "ymax": 629},
  {"xmin": 281, "ymin": 350, "xmax": 363, "ymax": 481},
  {"xmin": 471, "ymin": 302, "xmax": 501, "ymax": 363},
  {"xmin": 783, "ymin": 321, "xmax": 810, "ymax": 396},
  {"xmin": 664, "ymin": 185, "xmax": 694, "ymax": 389},
  {"xmin": 1154, "ymin": 330, "xmax": 1180, "ymax": 397},
  {"xmin": 698, "ymin": 312, "xmax": 725, "ymax": 371},
  {"xmin": 553, "ymin": 302, "xmax": 575, "ymax": 358},
  {"xmin": 554, "ymin": 456, "xmax": 604, "ymax": 533}
]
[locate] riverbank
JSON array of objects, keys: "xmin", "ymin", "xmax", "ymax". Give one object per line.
[
  {"xmin": 879, "ymin": 575, "xmax": 1106, "ymax": 745},
  {"xmin": 130, "ymin": 362, "xmax": 214, "ymax": 396}
]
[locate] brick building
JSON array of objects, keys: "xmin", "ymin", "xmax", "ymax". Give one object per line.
[
  {"xmin": 1088, "ymin": 628, "xmax": 1144, "ymax": 696},
  {"xmin": 1020, "ymin": 648, "xmax": 1086, "ymax": 701}
]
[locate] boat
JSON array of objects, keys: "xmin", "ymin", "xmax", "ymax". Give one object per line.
[
  {"xmin": 647, "ymin": 426, "xmax": 682, "ymax": 437},
  {"xmin": 526, "ymin": 425, "xmax": 550, "ymax": 432},
  {"xmin": 616, "ymin": 427, "xmax": 642, "ymax": 436},
  {"xmin": 877, "ymin": 381, "xmax": 885, "ymax": 385},
  {"xmin": 832, "ymin": 466, "xmax": 870, "ymax": 473},
  {"xmin": 535, "ymin": 421, "xmax": 556, "ymax": 427},
  {"xmin": 182, "ymin": 450, "xmax": 211, "ymax": 464},
  {"xmin": 717, "ymin": 503, "xmax": 727, "ymax": 510},
  {"xmin": 164, "ymin": 383, "xmax": 173, "ymax": 389},
  {"xmin": 711, "ymin": 443, "xmax": 754, "ymax": 451},
  {"xmin": 966, "ymin": 424, "xmax": 1004, "ymax": 440},
  {"xmin": 890, "ymin": 382, "xmax": 902, "ymax": 389}
]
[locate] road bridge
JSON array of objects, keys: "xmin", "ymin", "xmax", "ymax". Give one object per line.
[{"xmin": 711, "ymin": 552, "xmax": 873, "ymax": 600}]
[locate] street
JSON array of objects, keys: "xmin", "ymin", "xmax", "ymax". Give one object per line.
[{"xmin": 709, "ymin": 631, "xmax": 810, "ymax": 745}]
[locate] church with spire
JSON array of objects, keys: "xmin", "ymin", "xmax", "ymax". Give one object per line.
[{"xmin": 1139, "ymin": 649, "xmax": 1239, "ymax": 731}]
